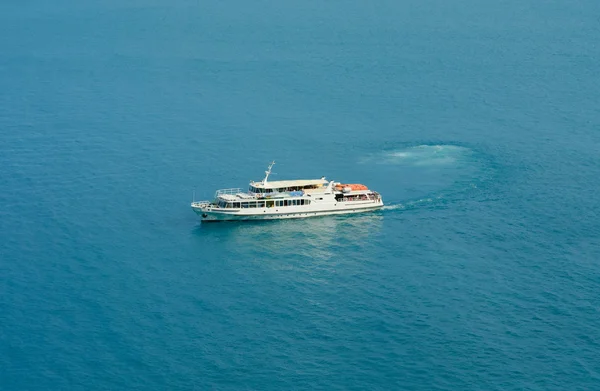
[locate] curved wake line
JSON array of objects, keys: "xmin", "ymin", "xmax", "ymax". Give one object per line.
[{"xmin": 361, "ymin": 143, "xmax": 493, "ymax": 214}]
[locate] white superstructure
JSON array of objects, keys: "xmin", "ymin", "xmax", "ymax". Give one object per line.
[{"xmin": 191, "ymin": 162, "xmax": 383, "ymax": 222}]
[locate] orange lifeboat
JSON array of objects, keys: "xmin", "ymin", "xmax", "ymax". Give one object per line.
[{"xmin": 335, "ymin": 183, "xmax": 368, "ymax": 191}]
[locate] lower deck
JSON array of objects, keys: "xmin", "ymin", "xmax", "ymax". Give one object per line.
[{"xmin": 192, "ymin": 197, "xmax": 383, "ymax": 221}]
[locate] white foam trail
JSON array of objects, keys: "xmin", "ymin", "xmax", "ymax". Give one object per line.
[
  {"xmin": 382, "ymin": 198, "xmax": 440, "ymax": 212},
  {"xmin": 363, "ymin": 144, "xmax": 472, "ymax": 166},
  {"xmin": 382, "ymin": 204, "xmax": 405, "ymax": 211}
]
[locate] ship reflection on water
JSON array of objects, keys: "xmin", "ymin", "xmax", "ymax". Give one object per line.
[{"xmin": 192, "ymin": 212, "xmax": 385, "ymax": 277}]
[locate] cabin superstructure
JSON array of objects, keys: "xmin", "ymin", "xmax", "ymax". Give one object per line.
[
  {"xmin": 249, "ymin": 178, "xmax": 328, "ymax": 194},
  {"xmin": 248, "ymin": 161, "xmax": 328, "ymax": 193},
  {"xmin": 191, "ymin": 161, "xmax": 383, "ymax": 221}
]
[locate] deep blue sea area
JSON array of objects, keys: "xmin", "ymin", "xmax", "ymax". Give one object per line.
[{"xmin": 1, "ymin": 1, "xmax": 600, "ymax": 390}]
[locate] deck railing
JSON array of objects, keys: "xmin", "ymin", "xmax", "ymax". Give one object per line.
[{"xmin": 215, "ymin": 188, "xmax": 244, "ymax": 197}]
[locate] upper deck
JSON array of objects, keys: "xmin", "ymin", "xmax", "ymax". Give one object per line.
[
  {"xmin": 247, "ymin": 161, "xmax": 328, "ymax": 192},
  {"xmin": 213, "ymin": 161, "xmax": 373, "ymax": 200},
  {"xmin": 250, "ymin": 178, "xmax": 328, "ymax": 191}
]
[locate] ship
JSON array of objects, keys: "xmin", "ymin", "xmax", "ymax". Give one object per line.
[{"xmin": 191, "ymin": 162, "xmax": 383, "ymax": 221}]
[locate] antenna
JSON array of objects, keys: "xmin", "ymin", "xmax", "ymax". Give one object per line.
[{"xmin": 263, "ymin": 161, "xmax": 275, "ymax": 184}]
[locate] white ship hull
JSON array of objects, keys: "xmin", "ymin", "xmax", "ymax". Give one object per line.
[
  {"xmin": 191, "ymin": 161, "xmax": 384, "ymax": 222},
  {"xmin": 193, "ymin": 199, "xmax": 383, "ymax": 222}
]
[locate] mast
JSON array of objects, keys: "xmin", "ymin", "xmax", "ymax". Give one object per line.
[{"xmin": 263, "ymin": 161, "xmax": 275, "ymax": 184}]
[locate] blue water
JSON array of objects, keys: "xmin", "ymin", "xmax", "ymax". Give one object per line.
[{"xmin": 1, "ymin": 1, "xmax": 600, "ymax": 389}]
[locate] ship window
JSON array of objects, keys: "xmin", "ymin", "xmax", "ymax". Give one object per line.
[
  {"xmin": 266, "ymin": 201, "xmax": 274, "ymax": 207},
  {"xmin": 257, "ymin": 201, "xmax": 265, "ymax": 208},
  {"xmin": 249, "ymin": 202, "xmax": 256, "ymax": 208},
  {"xmin": 300, "ymin": 199, "xmax": 304, "ymax": 205},
  {"xmin": 284, "ymin": 200, "xmax": 288, "ymax": 206},
  {"xmin": 234, "ymin": 202, "xmax": 240, "ymax": 208},
  {"xmin": 242, "ymin": 202, "xmax": 248, "ymax": 208},
  {"xmin": 305, "ymin": 200, "xmax": 311, "ymax": 205}
]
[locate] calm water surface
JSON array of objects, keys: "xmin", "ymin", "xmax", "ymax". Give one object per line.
[{"xmin": 1, "ymin": 1, "xmax": 600, "ymax": 390}]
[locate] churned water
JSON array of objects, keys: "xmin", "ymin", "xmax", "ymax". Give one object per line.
[{"xmin": 1, "ymin": 1, "xmax": 600, "ymax": 390}]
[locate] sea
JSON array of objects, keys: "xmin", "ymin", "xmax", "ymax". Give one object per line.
[{"xmin": 1, "ymin": 1, "xmax": 599, "ymax": 390}]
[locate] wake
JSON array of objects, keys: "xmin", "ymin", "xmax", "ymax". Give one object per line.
[
  {"xmin": 361, "ymin": 144, "xmax": 473, "ymax": 167},
  {"xmin": 381, "ymin": 196, "xmax": 444, "ymax": 213},
  {"xmin": 382, "ymin": 203, "xmax": 405, "ymax": 211}
]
